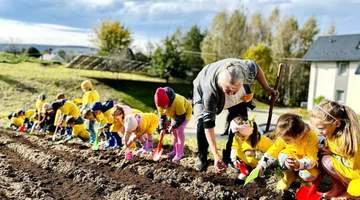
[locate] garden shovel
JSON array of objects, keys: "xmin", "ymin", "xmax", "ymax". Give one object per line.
[
  {"xmin": 296, "ymin": 177, "xmax": 322, "ymax": 200},
  {"xmin": 244, "ymin": 168, "xmax": 260, "ymax": 186},
  {"xmin": 152, "ymin": 129, "xmax": 166, "ymax": 161},
  {"xmin": 265, "ymin": 63, "xmax": 284, "ymax": 132}
]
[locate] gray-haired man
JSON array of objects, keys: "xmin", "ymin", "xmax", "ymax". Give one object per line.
[{"xmin": 193, "ymin": 58, "xmax": 278, "ymax": 172}]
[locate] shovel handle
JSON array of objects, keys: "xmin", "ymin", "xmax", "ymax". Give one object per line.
[{"xmin": 265, "ymin": 63, "xmax": 284, "ymax": 132}]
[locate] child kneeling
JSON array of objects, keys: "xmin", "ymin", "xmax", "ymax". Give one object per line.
[
  {"xmin": 255, "ymin": 113, "xmax": 320, "ymax": 191},
  {"xmin": 230, "ymin": 115, "xmax": 273, "ymax": 185}
]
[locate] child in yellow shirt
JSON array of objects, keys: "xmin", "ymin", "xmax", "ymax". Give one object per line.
[
  {"xmin": 255, "ymin": 113, "xmax": 320, "ymax": 191},
  {"xmin": 123, "ymin": 113, "xmax": 159, "ymax": 154},
  {"xmin": 311, "ymin": 100, "xmax": 360, "ymax": 199},
  {"xmin": 81, "ymin": 80, "xmax": 100, "ymax": 109},
  {"xmin": 230, "ymin": 115, "xmax": 273, "ymax": 185},
  {"xmin": 64, "ymin": 116, "xmax": 90, "ymax": 142},
  {"xmin": 154, "ymin": 87, "xmax": 192, "ymax": 163}
]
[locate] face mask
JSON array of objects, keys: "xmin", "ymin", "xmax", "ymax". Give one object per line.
[{"xmin": 238, "ymin": 123, "xmax": 253, "ymax": 137}]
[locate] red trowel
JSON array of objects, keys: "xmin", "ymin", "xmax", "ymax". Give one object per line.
[
  {"xmin": 152, "ymin": 129, "xmax": 166, "ymax": 161},
  {"xmin": 296, "ymin": 178, "xmax": 322, "ymax": 200}
]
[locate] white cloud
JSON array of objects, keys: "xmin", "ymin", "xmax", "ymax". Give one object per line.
[
  {"xmin": 0, "ymin": 18, "xmax": 93, "ymax": 46},
  {"xmin": 68, "ymin": 0, "xmax": 117, "ymax": 9}
]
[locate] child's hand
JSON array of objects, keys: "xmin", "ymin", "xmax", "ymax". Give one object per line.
[
  {"xmin": 244, "ymin": 150, "xmax": 255, "ymax": 156},
  {"xmin": 285, "ymin": 158, "xmax": 300, "ymax": 170},
  {"xmin": 214, "ymin": 155, "xmax": 226, "ymax": 173}
]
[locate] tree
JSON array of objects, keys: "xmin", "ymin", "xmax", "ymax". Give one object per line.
[
  {"xmin": 58, "ymin": 50, "xmax": 66, "ymax": 59},
  {"xmin": 243, "ymin": 44, "xmax": 273, "ymax": 101},
  {"xmin": 26, "ymin": 47, "xmax": 41, "ymax": 58},
  {"xmin": 298, "ymin": 16, "xmax": 319, "ymax": 57},
  {"xmin": 326, "ymin": 23, "xmax": 337, "ymax": 36},
  {"xmin": 248, "ymin": 12, "xmax": 272, "ymax": 46},
  {"xmin": 94, "ymin": 21, "xmax": 131, "ymax": 56},
  {"xmin": 150, "ymin": 34, "xmax": 186, "ymax": 80},
  {"xmin": 201, "ymin": 9, "xmax": 249, "ymax": 64},
  {"xmin": 180, "ymin": 25, "xmax": 205, "ymax": 76}
]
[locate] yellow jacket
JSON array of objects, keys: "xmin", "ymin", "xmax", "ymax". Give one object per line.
[
  {"xmin": 72, "ymin": 123, "xmax": 90, "ymax": 141},
  {"xmin": 266, "ymin": 129, "xmax": 319, "ymax": 165},
  {"xmin": 82, "ymin": 90, "xmax": 100, "ymax": 107},
  {"xmin": 232, "ymin": 134, "xmax": 273, "ymax": 167},
  {"xmin": 59, "ymin": 101, "xmax": 80, "ymax": 118},
  {"xmin": 54, "ymin": 110, "xmax": 66, "ymax": 127},
  {"xmin": 10, "ymin": 116, "xmax": 24, "ymax": 127},
  {"xmin": 157, "ymin": 94, "xmax": 192, "ymax": 121},
  {"xmin": 136, "ymin": 113, "xmax": 159, "ymax": 137},
  {"xmin": 24, "ymin": 109, "xmax": 35, "ymax": 120},
  {"xmin": 327, "ymin": 137, "xmax": 360, "ymax": 195}
]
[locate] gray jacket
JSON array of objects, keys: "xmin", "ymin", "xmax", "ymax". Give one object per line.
[{"xmin": 192, "ymin": 58, "xmax": 258, "ymax": 128}]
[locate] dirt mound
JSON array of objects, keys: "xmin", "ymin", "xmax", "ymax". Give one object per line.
[{"xmin": 0, "ymin": 128, "xmax": 288, "ymax": 200}]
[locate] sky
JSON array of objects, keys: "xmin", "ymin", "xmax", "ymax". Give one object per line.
[{"xmin": 0, "ymin": 0, "xmax": 360, "ymax": 51}]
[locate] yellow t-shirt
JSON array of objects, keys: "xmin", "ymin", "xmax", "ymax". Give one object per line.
[
  {"xmin": 232, "ymin": 134, "xmax": 273, "ymax": 167},
  {"xmin": 10, "ymin": 117, "xmax": 24, "ymax": 127},
  {"xmin": 59, "ymin": 101, "xmax": 80, "ymax": 118},
  {"xmin": 157, "ymin": 94, "xmax": 192, "ymax": 121},
  {"xmin": 72, "ymin": 124, "xmax": 90, "ymax": 141},
  {"xmin": 136, "ymin": 113, "xmax": 159, "ymax": 137},
  {"xmin": 266, "ymin": 129, "xmax": 319, "ymax": 164},
  {"xmin": 82, "ymin": 90, "xmax": 100, "ymax": 107},
  {"xmin": 36, "ymin": 100, "xmax": 45, "ymax": 114}
]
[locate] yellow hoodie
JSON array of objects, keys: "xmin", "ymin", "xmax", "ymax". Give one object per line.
[
  {"xmin": 232, "ymin": 134, "xmax": 273, "ymax": 167},
  {"xmin": 327, "ymin": 137, "xmax": 360, "ymax": 196},
  {"xmin": 266, "ymin": 129, "xmax": 319, "ymax": 165}
]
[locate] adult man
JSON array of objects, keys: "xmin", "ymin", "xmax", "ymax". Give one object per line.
[{"xmin": 193, "ymin": 58, "xmax": 278, "ymax": 172}]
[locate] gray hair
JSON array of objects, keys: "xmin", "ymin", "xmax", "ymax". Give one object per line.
[{"xmin": 218, "ymin": 61, "xmax": 252, "ymax": 85}]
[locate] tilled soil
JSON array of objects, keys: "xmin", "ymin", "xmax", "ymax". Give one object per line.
[{"xmin": 0, "ymin": 128, "xmax": 287, "ymax": 200}]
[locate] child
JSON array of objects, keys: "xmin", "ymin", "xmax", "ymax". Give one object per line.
[
  {"xmin": 254, "ymin": 113, "xmax": 320, "ymax": 191},
  {"xmin": 311, "ymin": 100, "xmax": 360, "ymax": 199},
  {"xmin": 64, "ymin": 116, "xmax": 90, "ymax": 142},
  {"xmin": 81, "ymin": 80, "xmax": 100, "ymax": 109},
  {"xmin": 8, "ymin": 112, "xmax": 23, "ymax": 130},
  {"xmin": 82, "ymin": 108, "xmax": 98, "ymax": 143},
  {"xmin": 111, "ymin": 104, "xmax": 141, "ymax": 135},
  {"xmin": 230, "ymin": 115, "xmax": 273, "ymax": 185},
  {"xmin": 39, "ymin": 103, "xmax": 56, "ymax": 133},
  {"xmin": 91, "ymin": 100, "xmax": 121, "ymax": 148},
  {"xmin": 123, "ymin": 113, "xmax": 159, "ymax": 154},
  {"xmin": 51, "ymin": 99, "xmax": 81, "ymax": 137},
  {"xmin": 154, "ymin": 87, "xmax": 192, "ymax": 163}
]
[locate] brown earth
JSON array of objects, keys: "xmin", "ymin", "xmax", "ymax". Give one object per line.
[{"xmin": 0, "ymin": 128, "xmax": 329, "ymax": 200}]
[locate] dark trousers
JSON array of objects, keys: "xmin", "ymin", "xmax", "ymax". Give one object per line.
[{"xmin": 197, "ymin": 102, "xmax": 248, "ymax": 164}]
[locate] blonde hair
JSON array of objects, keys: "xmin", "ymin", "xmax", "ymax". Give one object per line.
[{"xmin": 311, "ymin": 100, "xmax": 360, "ymax": 157}]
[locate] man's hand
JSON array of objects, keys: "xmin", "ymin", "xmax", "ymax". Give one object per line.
[
  {"xmin": 266, "ymin": 87, "xmax": 279, "ymax": 100},
  {"xmin": 214, "ymin": 154, "xmax": 226, "ymax": 172}
]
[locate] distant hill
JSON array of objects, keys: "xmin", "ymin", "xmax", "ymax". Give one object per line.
[{"xmin": 0, "ymin": 43, "xmax": 97, "ymax": 55}]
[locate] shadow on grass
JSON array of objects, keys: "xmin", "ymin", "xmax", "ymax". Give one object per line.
[
  {"xmin": 89, "ymin": 77, "xmax": 193, "ymax": 109},
  {"xmin": 0, "ymin": 74, "xmax": 38, "ymax": 93}
]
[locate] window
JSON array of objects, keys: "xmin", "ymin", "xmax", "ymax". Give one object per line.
[
  {"xmin": 355, "ymin": 64, "xmax": 360, "ymax": 75},
  {"xmin": 337, "ymin": 62, "xmax": 349, "ymax": 76},
  {"xmin": 335, "ymin": 90, "xmax": 345, "ymax": 103}
]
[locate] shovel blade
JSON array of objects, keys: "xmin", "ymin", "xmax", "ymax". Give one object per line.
[
  {"xmin": 152, "ymin": 149, "xmax": 163, "ymax": 161},
  {"xmin": 244, "ymin": 168, "xmax": 260, "ymax": 186},
  {"xmin": 296, "ymin": 185, "xmax": 321, "ymax": 200}
]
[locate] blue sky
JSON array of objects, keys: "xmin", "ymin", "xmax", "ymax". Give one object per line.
[{"xmin": 0, "ymin": 0, "xmax": 359, "ymax": 50}]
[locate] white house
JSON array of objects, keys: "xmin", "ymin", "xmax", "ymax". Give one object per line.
[{"xmin": 304, "ymin": 34, "xmax": 360, "ymax": 113}]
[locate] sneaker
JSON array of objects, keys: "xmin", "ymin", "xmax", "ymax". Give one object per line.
[{"xmin": 196, "ymin": 160, "xmax": 208, "ymax": 172}]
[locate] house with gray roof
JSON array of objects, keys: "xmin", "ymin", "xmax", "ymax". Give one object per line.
[{"xmin": 304, "ymin": 34, "xmax": 360, "ymax": 113}]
